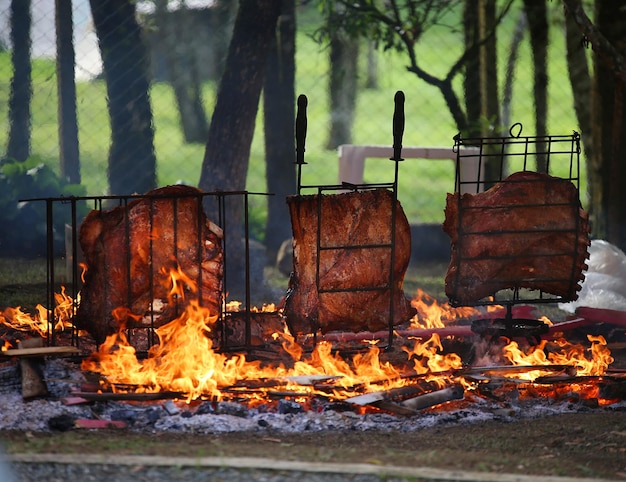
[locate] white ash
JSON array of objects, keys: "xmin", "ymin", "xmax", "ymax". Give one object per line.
[{"xmin": 0, "ymin": 358, "xmax": 621, "ymax": 434}]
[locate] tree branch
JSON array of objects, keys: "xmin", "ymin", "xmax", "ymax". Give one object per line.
[{"xmin": 562, "ymin": 0, "xmax": 626, "ymax": 80}]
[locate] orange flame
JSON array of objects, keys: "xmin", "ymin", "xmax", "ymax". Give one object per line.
[
  {"xmin": 0, "ymin": 286, "xmax": 75, "ymax": 337},
  {"xmin": 1, "ymin": 265, "xmax": 617, "ymax": 407},
  {"xmin": 409, "ymin": 289, "xmax": 481, "ymax": 328},
  {"xmin": 502, "ymin": 335, "xmax": 614, "ymax": 380}
]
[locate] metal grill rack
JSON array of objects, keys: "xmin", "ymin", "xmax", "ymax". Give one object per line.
[
  {"xmin": 292, "ymin": 92, "xmax": 407, "ymax": 348},
  {"xmin": 450, "ymin": 123, "xmax": 585, "ymax": 341},
  {"xmin": 25, "ymin": 189, "xmax": 269, "ymax": 354}
]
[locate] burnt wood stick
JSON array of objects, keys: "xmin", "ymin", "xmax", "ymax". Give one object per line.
[{"xmin": 399, "ymin": 385, "xmax": 464, "ymax": 411}]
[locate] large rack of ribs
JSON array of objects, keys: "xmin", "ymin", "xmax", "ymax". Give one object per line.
[
  {"xmin": 443, "ymin": 171, "xmax": 590, "ymax": 305},
  {"xmin": 284, "ymin": 188, "xmax": 416, "ymax": 335},
  {"xmin": 75, "ymin": 185, "xmax": 224, "ymax": 344}
]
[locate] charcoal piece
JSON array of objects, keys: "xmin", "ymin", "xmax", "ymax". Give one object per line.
[
  {"xmin": 278, "ymin": 399, "xmax": 303, "ymax": 414},
  {"xmin": 75, "ymin": 185, "xmax": 224, "ymax": 344},
  {"xmin": 443, "ymin": 171, "xmax": 590, "ymax": 304},
  {"xmin": 48, "ymin": 414, "xmax": 76, "ymax": 431},
  {"xmin": 284, "ymin": 189, "xmax": 415, "ymax": 335}
]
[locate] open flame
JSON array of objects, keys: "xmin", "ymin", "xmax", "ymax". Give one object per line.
[
  {"xmin": 502, "ymin": 335, "xmax": 614, "ymax": 377},
  {"xmin": 0, "ymin": 267, "xmax": 617, "ymax": 408},
  {"xmin": 409, "ymin": 288, "xmax": 479, "ymax": 328},
  {"xmin": 1, "ymin": 286, "xmax": 75, "ymax": 344}
]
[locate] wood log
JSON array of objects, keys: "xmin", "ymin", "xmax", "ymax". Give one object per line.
[
  {"xmin": 399, "ymin": 385, "xmax": 464, "ymax": 411},
  {"xmin": 18, "ymin": 338, "xmax": 48, "ymax": 399},
  {"xmin": 1, "ymin": 346, "xmax": 80, "ymax": 358}
]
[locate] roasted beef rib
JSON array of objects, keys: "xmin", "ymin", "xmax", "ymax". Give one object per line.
[
  {"xmin": 443, "ymin": 171, "xmax": 590, "ymax": 304},
  {"xmin": 284, "ymin": 189, "xmax": 415, "ymax": 335},
  {"xmin": 75, "ymin": 185, "xmax": 223, "ymax": 343}
]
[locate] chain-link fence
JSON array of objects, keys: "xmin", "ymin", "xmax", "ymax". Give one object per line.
[{"xmin": 0, "ymin": 1, "xmax": 582, "ymax": 235}]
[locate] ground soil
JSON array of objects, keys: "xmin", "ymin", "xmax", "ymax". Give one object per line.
[{"xmin": 2, "ymin": 410, "xmax": 626, "ymax": 480}]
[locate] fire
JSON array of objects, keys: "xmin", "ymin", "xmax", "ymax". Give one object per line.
[
  {"xmin": 0, "ymin": 266, "xmax": 618, "ymax": 408},
  {"xmin": 82, "ymin": 302, "xmax": 417, "ymax": 403},
  {"xmin": 502, "ymin": 335, "xmax": 614, "ymax": 378},
  {"xmin": 404, "ymin": 334, "xmax": 462, "ymax": 375},
  {"xmin": 0, "ymin": 286, "xmax": 75, "ymax": 339},
  {"xmin": 409, "ymin": 288, "xmax": 483, "ymax": 328},
  {"xmin": 80, "ymin": 267, "xmax": 467, "ymax": 403}
]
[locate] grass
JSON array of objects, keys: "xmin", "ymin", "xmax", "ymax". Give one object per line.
[
  {"xmin": 2, "ymin": 411, "xmax": 626, "ymax": 480},
  {"xmin": 0, "ymin": 3, "xmax": 586, "ymax": 230}
]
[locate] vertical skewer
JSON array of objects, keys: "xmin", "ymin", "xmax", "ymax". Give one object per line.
[
  {"xmin": 390, "ymin": 90, "xmax": 405, "ymax": 163},
  {"xmin": 295, "ymin": 94, "xmax": 308, "ymax": 194}
]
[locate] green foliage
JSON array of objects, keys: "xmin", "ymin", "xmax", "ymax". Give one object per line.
[
  {"xmin": 0, "ymin": 156, "xmax": 87, "ymax": 257},
  {"xmin": 314, "ymin": 0, "xmax": 461, "ymax": 52}
]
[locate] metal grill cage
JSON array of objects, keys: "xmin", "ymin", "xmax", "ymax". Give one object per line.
[
  {"xmin": 449, "ymin": 123, "xmax": 585, "ymax": 310},
  {"xmin": 27, "ymin": 189, "xmax": 270, "ymax": 354}
]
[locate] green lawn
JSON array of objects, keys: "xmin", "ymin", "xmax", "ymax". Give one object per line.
[{"xmin": 0, "ymin": 4, "xmax": 587, "ymax": 231}]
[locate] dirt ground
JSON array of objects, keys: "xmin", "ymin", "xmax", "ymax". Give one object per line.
[{"xmin": 2, "ymin": 410, "xmax": 626, "ymax": 480}]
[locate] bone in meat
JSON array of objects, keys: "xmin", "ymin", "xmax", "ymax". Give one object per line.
[
  {"xmin": 284, "ymin": 189, "xmax": 416, "ymax": 335},
  {"xmin": 75, "ymin": 185, "xmax": 223, "ymax": 344},
  {"xmin": 443, "ymin": 171, "xmax": 590, "ymax": 304}
]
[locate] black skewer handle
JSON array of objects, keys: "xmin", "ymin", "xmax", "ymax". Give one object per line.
[
  {"xmin": 391, "ymin": 90, "xmax": 405, "ymax": 162},
  {"xmin": 295, "ymin": 94, "xmax": 308, "ymax": 165}
]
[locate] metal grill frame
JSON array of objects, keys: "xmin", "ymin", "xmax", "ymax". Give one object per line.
[
  {"xmin": 449, "ymin": 123, "xmax": 584, "ymax": 312},
  {"xmin": 25, "ymin": 189, "xmax": 270, "ymax": 354}
]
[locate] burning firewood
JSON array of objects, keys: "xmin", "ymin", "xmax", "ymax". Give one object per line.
[
  {"xmin": 75, "ymin": 185, "xmax": 224, "ymax": 344},
  {"xmin": 284, "ymin": 189, "xmax": 416, "ymax": 335},
  {"xmin": 443, "ymin": 171, "xmax": 590, "ymax": 305}
]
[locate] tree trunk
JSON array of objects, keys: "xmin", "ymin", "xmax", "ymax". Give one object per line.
[
  {"xmin": 5, "ymin": 0, "xmax": 32, "ymax": 162},
  {"xmin": 198, "ymin": 0, "xmax": 281, "ymax": 299},
  {"xmin": 591, "ymin": 1, "xmax": 626, "ymax": 249},
  {"xmin": 326, "ymin": 32, "xmax": 359, "ymax": 149},
  {"xmin": 564, "ymin": 6, "xmax": 592, "ymax": 204},
  {"xmin": 263, "ymin": 0, "xmax": 296, "ymax": 265},
  {"xmin": 56, "ymin": 0, "xmax": 80, "ymax": 183},
  {"xmin": 479, "ymin": 0, "xmax": 501, "ymax": 187},
  {"xmin": 502, "ymin": 10, "xmax": 527, "ymax": 131},
  {"xmin": 463, "ymin": 0, "xmax": 482, "ymax": 138},
  {"xmin": 524, "ymin": 0, "xmax": 549, "ymax": 172},
  {"xmin": 365, "ymin": 42, "xmax": 378, "ymax": 90},
  {"xmin": 463, "ymin": 0, "xmax": 501, "ymax": 186},
  {"xmin": 90, "ymin": 0, "xmax": 157, "ymax": 196},
  {"xmin": 154, "ymin": 0, "xmax": 209, "ymax": 144}
]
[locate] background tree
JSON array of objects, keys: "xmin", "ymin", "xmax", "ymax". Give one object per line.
[
  {"xmin": 5, "ymin": 0, "xmax": 32, "ymax": 163},
  {"xmin": 463, "ymin": 0, "xmax": 502, "ymax": 186},
  {"xmin": 56, "ymin": 0, "xmax": 80, "ymax": 184},
  {"xmin": 153, "ymin": 0, "xmax": 209, "ymax": 144},
  {"xmin": 199, "ymin": 0, "xmax": 281, "ymax": 298},
  {"xmin": 317, "ymin": 0, "xmax": 513, "ymax": 136},
  {"xmin": 563, "ymin": 0, "xmax": 626, "ymax": 251},
  {"xmin": 326, "ymin": 30, "xmax": 359, "ymax": 149},
  {"xmin": 263, "ymin": 0, "xmax": 297, "ymax": 264},
  {"xmin": 564, "ymin": 4, "xmax": 592, "ymax": 167},
  {"xmin": 317, "ymin": 0, "xmax": 512, "ymax": 191},
  {"xmin": 90, "ymin": 0, "xmax": 157, "ymax": 195},
  {"xmin": 523, "ymin": 0, "xmax": 549, "ymax": 172}
]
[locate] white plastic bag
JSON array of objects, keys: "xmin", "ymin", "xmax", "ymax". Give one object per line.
[{"xmin": 558, "ymin": 239, "xmax": 626, "ymax": 313}]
